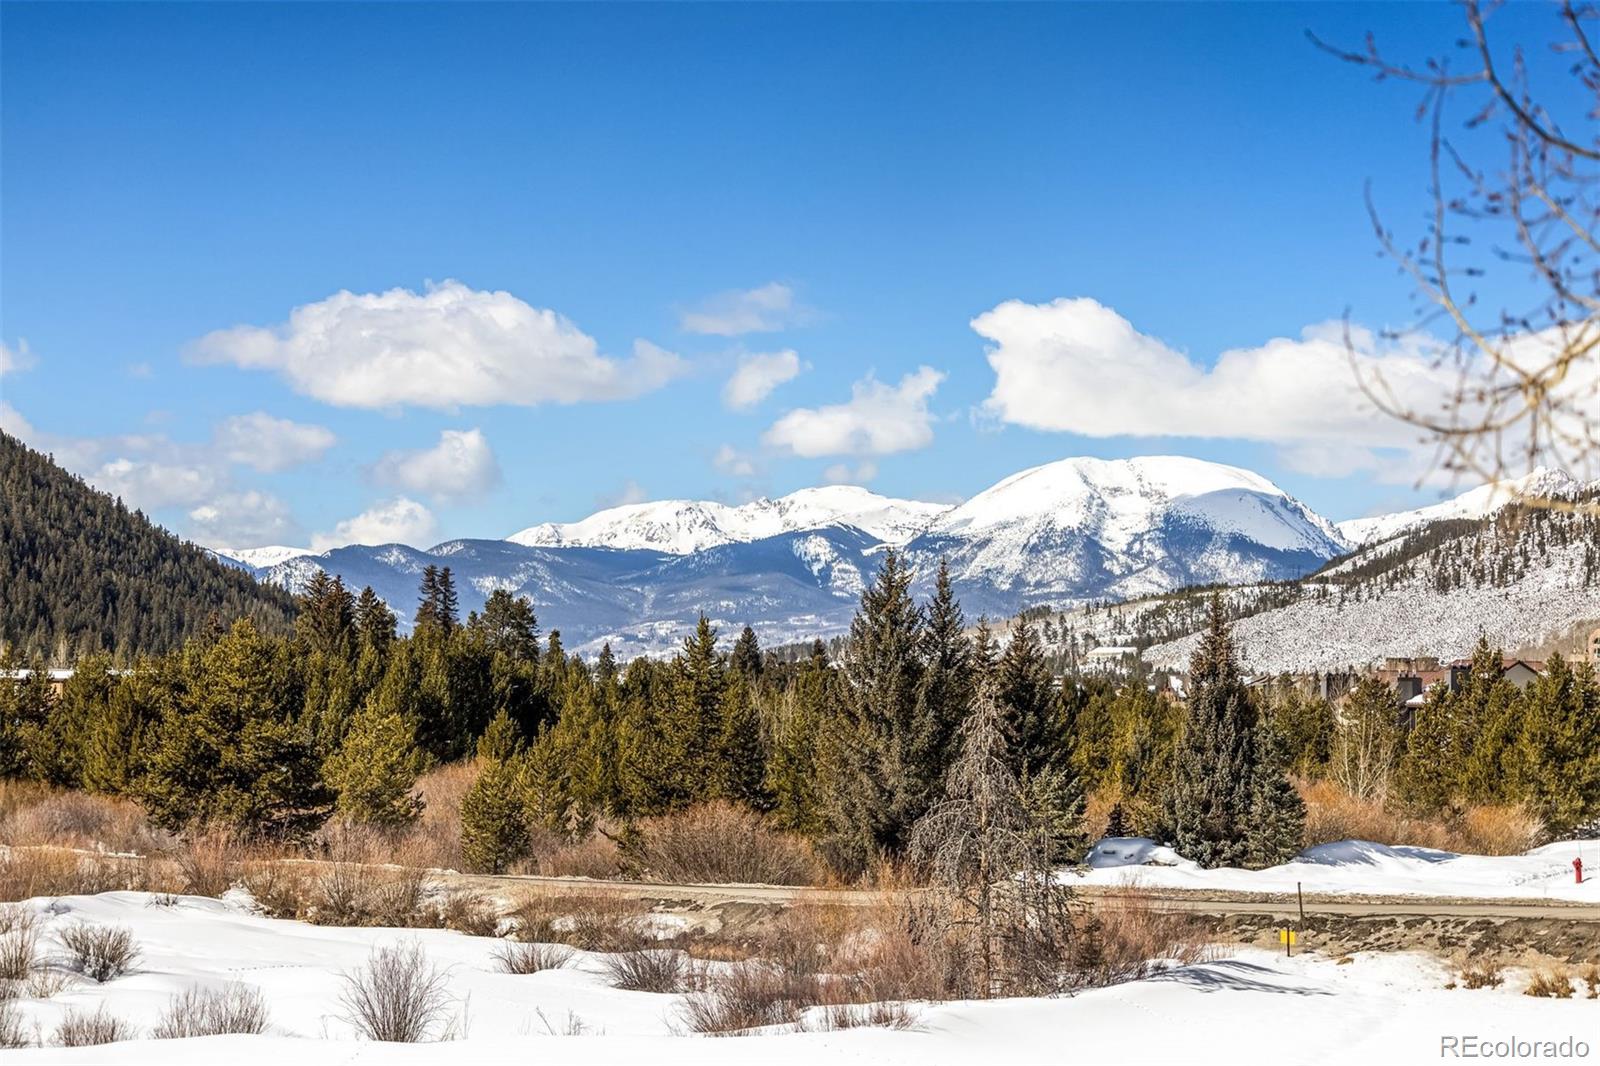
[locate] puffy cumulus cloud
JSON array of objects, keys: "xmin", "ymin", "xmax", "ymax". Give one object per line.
[
  {"xmin": 91, "ymin": 452, "xmax": 226, "ymax": 509},
  {"xmin": 187, "ymin": 490, "xmax": 299, "ymax": 548},
  {"xmin": 974, "ymin": 297, "xmax": 1488, "ymax": 481},
  {"xmin": 187, "ymin": 280, "xmax": 687, "ymax": 410},
  {"xmin": 764, "ymin": 366, "xmax": 945, "ymax": 458},
  {"xmin": 822, "ymin": 461, "xmax": 879, "ymax": 485},
  {"xmin": 712, "ymin": 444, "xmax": 759, "ymax": 478},
  {"xmin": 0, "ymin": 339, "xmax": 35, "ymax": 377},
  {"xmin": 722, "ymin": 350, "xmax": 804, "ymax": 410},
  {"xmin": 680, "ymin": 283, "xmax": 813, "ymax": 336},
  {"xmin": 214, "ymin": 412, "xmax": 336, "ymax": 473},
  {"xmin": 312, "ymin": 497, "xmax": 437, "ymax": 551},
  {"xmin": 370, "ymin": 427, "xmax": 502, "ymax": 503}
]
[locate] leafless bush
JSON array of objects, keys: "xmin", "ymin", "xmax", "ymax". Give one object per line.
[
  {"xmin": 680, "ymin": 961, "xmax": 821, "ymax": 1034},
  {"xmin": 493, "ymin": 940, "xmax": 573, "ymax": 974},
  {"xmin": 0, "ymin": 850, "xmax": 132, "ymax": 901},
  {"xmin": 1299, "ymin": 780, "xmax": 1544, "ymax": 856},
  {"xmin": 1456, "ymin": 805, "xmax": 1544, "ymax": 856},
  {"xmin": 1461, "ymin": 963, "xmax": 1504, "ymax": 989},
  {"xmin": 340, "ymin": 942, "xmax": 455, "ymax": 1042},
  {"xmin": 1072, "ymin": 886, "xmax": 1211, "ymax": 987},
  {"xmin": 0, "ymin": 785, "xmax": 171, "ymax": 855},
  {"xmin": 0, "ymin": 1000, "xmax": 27, "ymax": 1048},
  {"xmin": 54, "ymin": 1005, "xmax": 135, "ymax": 1046},
  {"xmin": 806, "ymin": 1000, "xmax": 917, "ymax": 1032},
  {"xmin": 240, "ymin": 861, "xmax": 315, "ymax": 920},
  {"xmin": 534, "ymin": 830, "xmax": 623, "ymax": 879},
  {"xmin": 25, "ymin": 968, "xmax": 73, "ymax": 998},
  {"xmin": 1526, "ymin": 969, "xmax": 1575, "ymax": 999},
  {"xmin": 600, "ymin": 948, "xmax": 689, "ymax": 993},
  {"xmin": 0, "ymin": 909, "xmax": 39, "ymax": 982},
  {"xmin": 509, "ymin": 893, "xmax": 648, "ymax": 953},
  {"xmin": 60, "ymin": 923, "xmax": 140, "ymax": 982},
  {"xmin": 312, "ymin": 862, "xmax": 431, "ymax": 928},
  {"xmin": 177, "ymin": 832, "xmax": 237, "ymax": 897},
  {"xmin": 1584, "ymin": 965, "xmax": 1599, "ymax": 999},
  {"xmin": 152, "ymin": 983, "xmax": 271, "ymax": 1039},
  {"xmin": 440, "ymin": 890, "xmax": 498, "ymax": 937},
  {"xmin": 633, "ymin": 803, "xmax": 824, "ymax": 886}
]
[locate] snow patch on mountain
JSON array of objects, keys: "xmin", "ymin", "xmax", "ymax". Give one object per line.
[
  {"xmin": 1336, "ymin": 468, "xmax": 1585, "ymax": 546},
  {"xmin": 506, "ymin": 485, "xmax": 947, "ymax": 554},
  {"xmin": 213, "ymin": 545, "xmax": 314, "ymax": 569}
]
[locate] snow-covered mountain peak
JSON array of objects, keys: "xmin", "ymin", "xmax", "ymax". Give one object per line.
[
  {"xmin": 506, "ymin": 486, "xmax": 948, "ymax": 555},
  {"xmin": 1336, "ymin": 467, "xmax": 1587, "ymax": 546},
  {"xmin": 212, "ymin": 544, "xmax": 316, "ymax": 569}
]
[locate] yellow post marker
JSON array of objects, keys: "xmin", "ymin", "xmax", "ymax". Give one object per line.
[{"xmin": 1278, "ymin": 928, "xmax": 1297, "ymax": 957}]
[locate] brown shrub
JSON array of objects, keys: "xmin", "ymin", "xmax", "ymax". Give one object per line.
[
  {"xmin": 0, "ymin": 785, "xmax": 170, "ymax": 856},
  {"xmin": 177, "ymin": 832, "xmax": 238, "ymax": 897},
  {"xmin": 1455, "ymin": 805, "xmax": 1544, "ymax": 856},
  {"xmin": 633, "ymin": 803, "xmax": 824, "ymax": 886},
  {"xmin": 439, "ymin": 890, "xmax": 498, "ymax": 937},
  {"xmin": 509, "ymin": 892, "xmax": 649, "ymax": 953},
  {"xmin": 1074, "ymin": 885, "xmax": 1211, "ymax": 986},
  {"xmin": 393, "ymin": 761, "xmax": 480, "ymax": 870},
  {"xmin": 0, "ymin": 851, "xmax": 144, "ymax": 902},
  {"xmin": 1461, "ymin": 963, "xmax": 1504, "ymax": 989},
  {"xmin": 680, "ymin": 961, "xmax": 820, "ymax": 1034},
  {"xmin": 54, "ymin": 1005, "xmax": 135, "ymax": 1046},
  {"xmin": 152, "ymin": 983, "xmax": 270, "ymax": 1039},
  {"xmin": 806, "ymin": 1001, "xmax": 916, "ymax": 1032},
  {"xmin": 312, "ymin": 863, "xmax": 432, "ymax": 928},
  {"xmin": 600, "ymin": 948, "xmax": 690, "ymax": 992},
  {"xmin": 339, "ymin": 942, "xmax": 456, "ymax": 1042},
  {"xmin": 0, "ymin": 909, "xmax": 39, "ymax": 982},
  {"xmin": 240, "ymin": 861, "xmax": 316, "ymax": 920},
  {"xmin": 493, "ymin": 941, "xmax": 573, "ymax": 974},
  {"xmin": 60, "ymin": 924, "xmax": 140, "ymax": 982},
  {"xmin": 1526, "ymin": 970, "xmax": 1575, "ymax": 998},
  {"xmin": 0, "ymin": 1000, "xmax": 27, "ymax": 1048},
  {"xmin": 534, "ymin": 831, "xmax": 623, "ymax": 879}
]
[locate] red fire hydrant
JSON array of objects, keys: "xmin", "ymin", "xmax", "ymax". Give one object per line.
[{"xmin": 1576, "ymin": 856, "xmax": 1584, "ymax": 884}]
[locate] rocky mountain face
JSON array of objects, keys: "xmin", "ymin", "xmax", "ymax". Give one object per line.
[{"xmin": 218, "ymin": 455, "xmax": 1366, "ymax": 656}]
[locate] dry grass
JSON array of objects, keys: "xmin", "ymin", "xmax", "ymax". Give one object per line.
[
  {"xmin": 152, "ymin": 983, "xmax": 271, "ymax": 1038},
  {"xmin": 492, "ymin": 941, "xmax": 573, "ymax": 974},
  {"xmin": 1584, "ymin": 965, "xmax": 1599, "ymax": 999},
  {"xmin": 532, "ymin": 830, "xmax": 623, "ymax": 879},
  {"xmin": 632, "ymin": 803, "xmax": 824, "ymax": 886},
  {"xmin": 60, "ymin": 923, "xmax": 140, "ymax": 982},
  {"xmin": 0, "ymin": 849, "xmax": 156, "ymax": 901},
  {"xmin": 0, "ymin": 1000, "xmax": 27, "ymax": 1048},
  {"xmin": 25, "ymin": 968, "xmax": 74, "ymax": 999},
  {"xmin": 1525, "ymin": 969, "xmax": 1575, "ymax": 998},
  {"xmin": 600, "ymin": 948, "xmax": 690, "ymax": 993},
  {"xmin": 1299, "ymin": 780, "xmax": 1545, "ymax": 855},
  {"xmin": 679, "ymin": 961, "xmax": 820, "ymax": 1034},
  {"xmin": 1461, "ymin": 963, "xmax": 1505, "ymax": 989},
  {"xmin": 439, "ymin": 890, "xmax": 498, "ymax": 937},
  {"xmin": 0, "ymin": 782, "xmax": 171, "ymax": 856},
  {"xmin": 54, "ymin": 1005, "xmax": 135, "ymax": 1046},
  {"xmin": 1073, "ymin": 885, "xmax": 1212, "ymax": 986},
  {"xmin": 340, "ymin": 942, "xmax": 456, "ymax": 1042},
  {"xmin": 509, "ymin": 892, "xmax": 650, "ymax": 953},
  {"xmin": 176, "ymin": 832, "xmax": 239, "ymax": 897}
]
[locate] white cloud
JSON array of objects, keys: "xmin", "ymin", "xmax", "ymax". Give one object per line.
[
  {"xmin": 680, "ymin": 283, "xmax": 812, "ymax": 336},
  {"xmin": 722, "ymin": 350, "xmax": 804, "ymax": 410},
  {"xmin": 597, "ymin": 480, "xmax": 649, "ymax": 509},
  {"xmin": 91, "ymin": 453, "xmax": 226, "ymax": 510},
  {"xmin": 371, "ymin": 428, "xmax": 502, "ymax": 503},
  {"xmin": 187, "ymin": 490, "xmax": 299, "ymax": 548},
  {"xmin": 0, "ymin": 339, "xmax": 35, "ymax": 377},
  {"xmin": 312, "ymin": 497, "xmax": 437, "ymax": 551},
  {"xmin": 187, "ymin": 280, "xmax": 687, "ymax": 410},
  {"xmin": 713, "ymin": 444, "xmax": 759, "ymax": 478},
  {"xmin": 214, "ymin": 412, "xmax": 336, "ymax": 473},
  {"xmin": 822, "ymin": 461, "xmax": 879, "ymax": 485},
  {"xmin": 975, "ymin": 298, "xmax": 1473, "ymax": 480},
  {"xmin": 764, "ymin": 366, "xmax": 945, "ymax": 458}
]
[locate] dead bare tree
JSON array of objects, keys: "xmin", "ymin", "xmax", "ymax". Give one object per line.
[{"xmin": 1315, "ymin": 1, "xmax": 1600, "ymax": 512}]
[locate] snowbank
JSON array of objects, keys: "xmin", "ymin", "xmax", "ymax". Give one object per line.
[
  {"xmin": 1073, "ymin": 837, "xmax": 1599, "ymax": 900},
  {"xmin": 0, "ymin": 892, "xmax": 1593, "ymax": 1064}
]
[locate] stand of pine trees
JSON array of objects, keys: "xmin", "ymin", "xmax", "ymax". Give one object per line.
[{"xmin": 5, "ymin": 540, "xmax": 1594, "ymax": 876}]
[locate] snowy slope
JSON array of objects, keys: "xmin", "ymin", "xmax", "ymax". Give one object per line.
[
  {"xmin": 507, "ymin": 486, "xmax": 948, "ymax": 554},
  {"xmin": 1337, "ymin": 468, "xmax": 1585, "ymax": 546},
  {"xmin": 4, "ymin": 890, "xmax": 1596, "ymax": 1065},
  {"xmin": 905, "ymin": 456, "xmax": 1349, "ymax": 613},
  {"xmin": 211, "ymin": 545, "xmax": 314, "ymax": 569}
]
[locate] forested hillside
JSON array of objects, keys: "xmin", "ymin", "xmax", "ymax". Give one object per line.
[{"xmin": 0, "ymin": 431, "xmax": 297, "ymax": 661}]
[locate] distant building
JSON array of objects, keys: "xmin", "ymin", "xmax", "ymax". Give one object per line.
[{"xmin": 0, "ymin": 668, "xmax": 77, "ymax": 697}]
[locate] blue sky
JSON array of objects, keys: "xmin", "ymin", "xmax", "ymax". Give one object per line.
[{"xmin": 0, "ymin": 2, "xmax": 1562, "ymax": 548}]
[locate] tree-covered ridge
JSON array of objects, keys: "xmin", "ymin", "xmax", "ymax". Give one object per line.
[{"xmin": 0, "ymin": 431, "xmax": 297, "ymax": 661}]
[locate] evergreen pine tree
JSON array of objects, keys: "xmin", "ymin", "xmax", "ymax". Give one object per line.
[
  {"xmin": 324, "ymin": 703, "xmax": 427, "ymax": 828},
  {"xmin": 913, "ymin": 559, "xmax": 975, "ymax": 823},
  {"xmin": 995, "ymin": 623, "xmax": 1066, "ymax": 780},
  {"xmin": 730, "ymin": 625, "xmax": 763, "ymax": 680},
  {"xmin": 459, "ymin": 756, "xmax": 530, "ymax": 873},
  {"xmin": 1165, "ymin": 595, "xmax": 1263, "ymax": 869}
]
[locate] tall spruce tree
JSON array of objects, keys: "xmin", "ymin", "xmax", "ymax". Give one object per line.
[
  {"xmin": 820, "ymin": 549, "xmax": 927, "ymax": 874},
  {"xmin": 324, "ymin": 703, "xmax": 427, "ymax": 828},
  {"xmin": 914, "ymin": 559, "xmax": 975, "ymax": 824},
  {"xmin": 1165, "ymin": 595, "xmax": 1272, "ymax": 868}
]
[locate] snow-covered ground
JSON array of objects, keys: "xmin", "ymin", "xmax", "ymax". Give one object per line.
[
  {"xmin": 4, "ymin": 891, "xmax": 1597, "ymax": 1065},
  {"xmin": 1080, "ymin": 837, "xmax": 1600, "ymax": 900}
]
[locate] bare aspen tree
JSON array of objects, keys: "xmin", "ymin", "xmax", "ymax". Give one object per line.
[{"xmin": 1317, "ymin": 1, "xmax": 1600, "ymax": 510}]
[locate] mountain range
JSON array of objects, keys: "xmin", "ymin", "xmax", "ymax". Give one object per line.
[{"xmin": 215, "ymin": 456, "xmax": 1594, "ymax": 657}]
